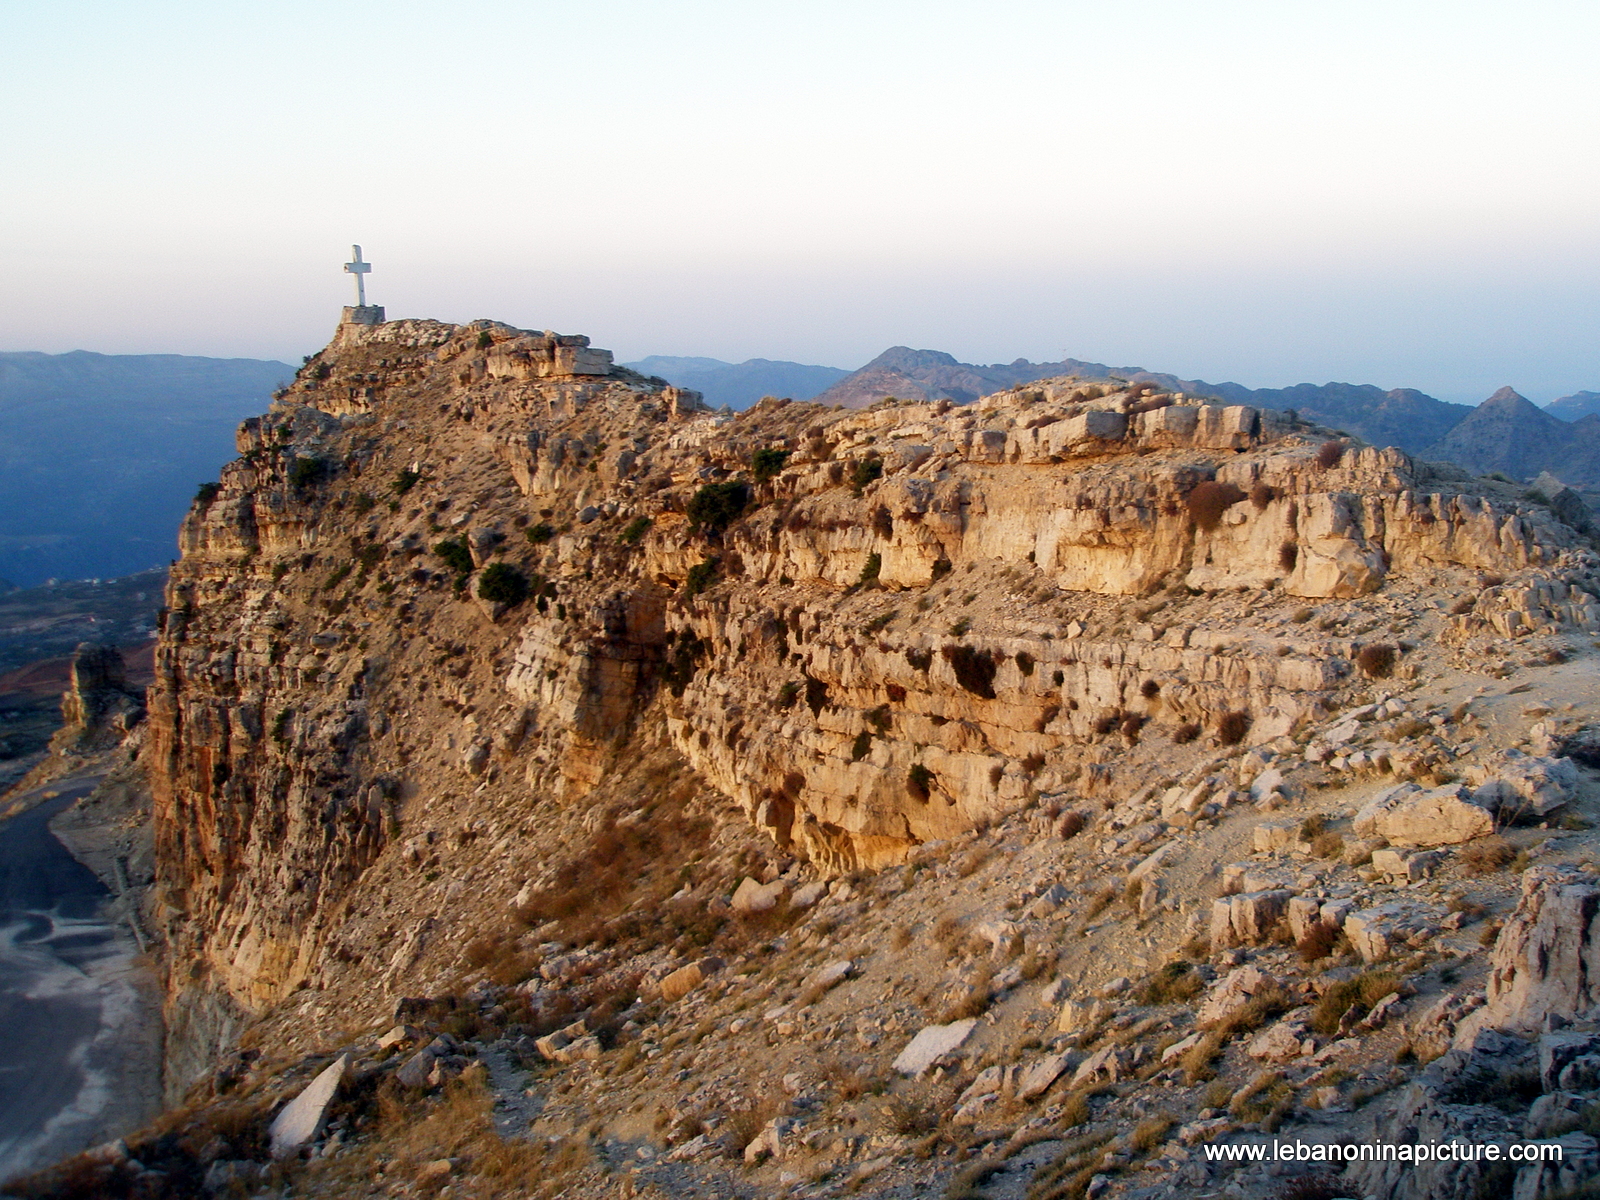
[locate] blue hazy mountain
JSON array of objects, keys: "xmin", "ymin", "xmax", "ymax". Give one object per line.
[
  {"xmin": 1545, "ymin": 391, "xmax": 1600, "ymax": 422},
  {"xmin": 0, "ymin": 350, "xmax": 292, "ymax": 586},
  {"xmin": 623, "ymin": 356, "xmax": 849, "ymax": 410}
]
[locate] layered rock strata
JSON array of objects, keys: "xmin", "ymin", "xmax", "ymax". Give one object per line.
[{"xmin": 146, "ymin": 316, "xmax": 1600, "ymax": 1079}]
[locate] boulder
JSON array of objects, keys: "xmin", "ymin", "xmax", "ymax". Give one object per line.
[
  {"xmin": 1015, "ymin": 1052, "xmax": 1072, "ymax": 1101},
  {"xmin": 1247, "ymin": 1015, "xmax": 1314, "ymax": 1062},
  {"xmin": 892, "ymin": 1018, "xmax": 977, "ymax": 1076},
  {"xmin": 1468, "ymin": 750, "xmax": 1579, "ymax": 820},
  {"xmin": 1343, "ymin": 903, "xmax": 1439, "ymax": 963},
  {"xmin": 732, "ymin": 876, "xmax": 786, "ymax": 915},
  {"xmin": 1371, "ymin": 847, "xmax": 1445, "ymax": 882},
  {"xmin": 1352, "ymin": 783, "xmax": 1495, "ymax": 846},
  {"xmin": 743, "ymin": 1115, "xmax": 802, "ymax": 1164},
  {"xmin": 376, "ymin": 1024, "xmax": 418, "ymax": 1049},
  {"xmin": 268, "ymin": 1054, "xmax": 348, "ymax": 1159},
  {"xmin": 1070, "ymin": 1044, "xmax": 1130, "ymax": 1087},
  {"xmin": 1197, "ymin": 966, "xmax": 1281, "ymax": 1027},
  {"xmin": 1252, "ymin": 819, "xmax": 1301, "ymax": 853},
  {"xmin": 1538, "ymin": 1031, "xmax": 1600, "ymax": 1092},
  {"xmin": 1209, "ymin": 889, "xmax": 1291, "ymax": 948},
  {"xmin": 789, "ymin": 880, "xmax": 829, "ymax": 910},
  {"xmin": 395, "ymin": 1047, "xmax": 437, "ymax": 1088},
  {"xmin": 803, "ymin": 959, "xmax": 855, "ymax": 996},
  {"xmin": 659, "ymin": 962, "xmax": 707, "ymax": 1002},
  {"xmin": 1056, "ymin": 997, "xmax": 1113, "ymax": 1034}
]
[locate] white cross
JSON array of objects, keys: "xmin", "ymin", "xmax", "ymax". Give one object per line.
[{"xmin": 344, "ymin": 244, "xmax": 372, "ymax": 307}]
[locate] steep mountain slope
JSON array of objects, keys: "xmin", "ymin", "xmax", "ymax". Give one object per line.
[
  {"xmin": 20, "ymin": 317, "xmax": 1600, "ymax": 1199},
  {"xmin": 1545, "ymin": 390, "xmax": 1600, "ymax": 421},
  {"xmin": 1421, "ymin": 386, "xmax": 1600, "ymax": 486},
  {"xmin": 1197, "ymin": 382, "xmax": 1472, "ymax": 455},
  {"xmin": 0, "ymin": 350, "xmax": 293, "ymax": 586}
]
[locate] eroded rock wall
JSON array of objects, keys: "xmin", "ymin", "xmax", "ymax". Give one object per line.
[{"xmin": 145, "ymin": 316, "xmax": 1600, "ymax": 1084}]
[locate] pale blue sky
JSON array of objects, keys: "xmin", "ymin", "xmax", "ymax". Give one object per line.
[{"xmin": 2, "ymin": 0, "xmax": 1596, "ymax": 401}]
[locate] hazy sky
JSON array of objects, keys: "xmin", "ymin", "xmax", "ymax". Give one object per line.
[{"xmin": 3, "ymin": 0, "xmax": 1597, "ymax": 402}]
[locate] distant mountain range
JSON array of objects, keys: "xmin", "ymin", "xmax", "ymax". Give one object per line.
[
  {"xmin": 0, "ymin": 350, "xmax": 292, "ymax": 587},
  {"xmin": 622, "ymin": 356, "xmax": 848, "ymax": 409},
  {"xmin": 5, "ymin": 342, "xmax": 1597, "ymax": 590},
  {"xmin": 636, "ymin": 345, "xmax": 1600, "ymax": 496}
]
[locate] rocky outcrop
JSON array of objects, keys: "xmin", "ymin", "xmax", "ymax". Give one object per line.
[
  {"xmin": 1352, "ymin": 783, "xmax": 1497, "ymax": 847},
  {"xmin": 1457, "ymin": 867, "xmax": 1600, "ymax": 1044},
  {"xmin": 52, "ymin": 641, "xmax": 143, "ymax": 753},
  {"xmin": 143, "ymin": 314, "xmax": 1600, "ymax": 1091}
]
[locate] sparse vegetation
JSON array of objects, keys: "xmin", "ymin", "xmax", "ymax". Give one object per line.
[
  {"xmin": 477, "ymin": 563, "xmax": 529, "ymax": 606},
  {"xmin": 684, "ymin": 556, "xmax": 721, "ymax": 597},
  {"xmin": 1461, "ymin": 836, "xmax": 1517, "ymax": 874},
  {"xmin": 941, "ymin": 643, "xmax": 998, "ymax": 699},
  {"xmin": 849, "ymin": 455, "xmax": 883, "ymax": 495},
  {"xmin": 1316, "ymin": 440, "xmax": 1346, "ymax": 469},
  {"xmin": 526, "ymin": 521, "xmax": 557, "ymax": 544},
  {"xmin": 1187, "ymin": 480, "xmax": 1248, "ymax": 532},
  {"xmin": 289, "ymin": 455, "xmax": 329, "ymax": 491},
  {"xmin": 1217, "ymin": 710, "xmax": 1251, "ymax": 745},
  {"xmin": 1311, "ymin": 970, "xmax": 1399, "ymax": 1035},
  {"xmin": 751, "ymin": 447, "xmax": 790, "ymax": 483},
  {"xmin": 194, "ymin": 481, "xmax": 221, "ymax": 506},
  {"xmin": 617, "ymin": 516, "xmax": 652, "ymax": 545},
  {"xmin": 433, "ymin": 537, "xmax": 473, "ymax": 577},
  {"xmin": 686, "ymin": 480, "xmax": 750, "ymax": 534},
  {"xmin": 1356, "ymin": 643, "xmax": 1398, "ymax": 678}
]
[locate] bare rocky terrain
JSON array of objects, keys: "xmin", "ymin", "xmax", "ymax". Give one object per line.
[{"xmin": 8, "ymin": 316, "xmax": 1600, "ymax": 1200}]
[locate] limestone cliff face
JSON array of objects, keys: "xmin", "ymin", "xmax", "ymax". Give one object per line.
[{"xmin": 146, "ymin": 317, "xmax": 1600, "ymax": 1082}]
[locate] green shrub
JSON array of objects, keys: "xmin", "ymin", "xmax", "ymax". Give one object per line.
[
  {"xmin": 433, "ymin": 538, "xmax": 473, "ymax": 576},
  {"xmin": 858, "ymin": 552, "xmax": 881, "ymax": 586},
  {"xmin": 526, "ymin": 522, "xmax": 557, "ymax": 544},
  {"xmin": 685, "ymin": 556, "xmax": 720, "ymax": 597},
  {"xmin": 351, "ymin": 492, "xmax": 376, "ymax": 514},
  {"xmin": 194, "ymin": 482, "xmax": 222, "ymax": 506},
  {"xmin": 618, "ymin": 516, "xmax": 653, "ymax": 545},
  {"xmin": 687, "ymin": 481, "xmax": 750, "ymax": 534},
  {"xmin": 478, "ymin": 563, "xmax": 529, "ymax": 606},
  {"xmin": 751, "ymin": 448, "xmax": 790, "ymax": 483},
  {"xmin": 391, "ymin": 469, "xmax": 421, "ymax": 496},
  {"xmin": 850, "ymin": 456, "xmax": 884, "ymax": 495},
  {"xmin": 289, "ymin": 456, "xmax": 328, "ymax": 491}
]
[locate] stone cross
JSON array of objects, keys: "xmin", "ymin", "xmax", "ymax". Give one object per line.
[{"xmin": 344, "ymin": 245, "xmax": 372, "ymax": 307}]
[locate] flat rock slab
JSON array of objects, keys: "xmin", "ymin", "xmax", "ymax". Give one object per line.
[
  {"xmin": 893, "ymin": 1018, "xmax": 977, "ymax": 1076},
  {"xmin": 269, "ymin": 1054, "xmax": 348, "ymax": 1159}
]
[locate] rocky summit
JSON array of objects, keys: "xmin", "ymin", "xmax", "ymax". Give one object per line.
[{"xmin": 12, "ymin": 314, "xmax": 1600, "ymax": 1200}]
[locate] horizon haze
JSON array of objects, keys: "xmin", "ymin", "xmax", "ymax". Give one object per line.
[{"xmin": 2, "ymin": 2, "xmax": 1598, "ymax": 404}]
